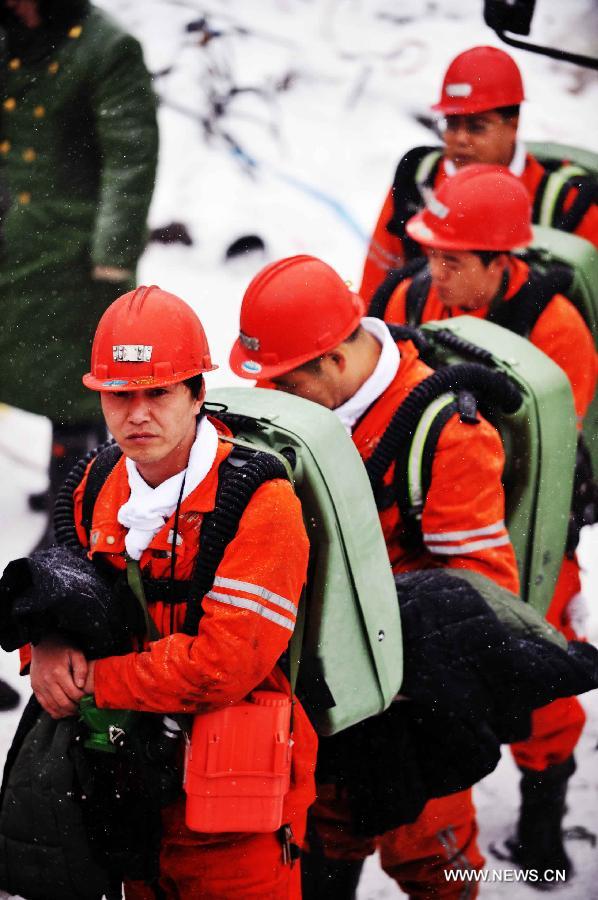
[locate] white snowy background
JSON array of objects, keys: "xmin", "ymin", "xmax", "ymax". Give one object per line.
[{"xmin": 1, "ymin": 0, "xmax": 598, "ymax": 897}]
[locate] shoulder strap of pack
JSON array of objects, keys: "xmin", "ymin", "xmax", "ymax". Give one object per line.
[
  {"xmin": 365, "ymin": 363, "xmax": 521, "ymax": 544},
  {"xmin": 182, "ymin": 441, "xmax": 290, "ymax": 636},
  {"xmin": 404, "ymin": 393, "xmax": 461, "ymax": 516},
  {"xmin": 388, "ymin": 388, "xmax": 483, "ymax": 544},
  {"xmin": 394, "ymin": 393, "xmax": 461, "ymax": 544},
  {"xmin": 487, "ymin": 263, "xmax": 573, "ymax": 338},
  {"xmin": 368, "ymin": 257, "xmax": 428, "ymax": 321},
  {"xmin": 405, "ymin": 267, "xmax": 433, "ymax": 326},
  {"xmin": 387, "ymin": 146, "xmax": 443, "ymax": 243},
  {"xmin": 556, "ymin": 175, "xmax": 598, "ymax": 233},
  {"xmin": 533, "ymin": 163, "xmax": 597, "ymax": 233},
  {"xmin": 369, "ymin": 385, "xmax": 469, "ymax": 541},
  {"xmin": 81, "ymin": 443, "xmax": 123, "ymax": 540}
]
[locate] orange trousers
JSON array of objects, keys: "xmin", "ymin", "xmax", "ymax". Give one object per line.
[
  {"xmin": 125, "ymin": 801, "xmax": 302, "ymax": 900},
  {"xmin": 310, "ymin": 784, "xmax": 484, "ymax": 898},
  {"xmin": 511, "ymin": 556, "xmax": 586, "ymax": 771},
  {"xmin": 379, "ymin": 791, "xmax": 484, "ymax": 898}
]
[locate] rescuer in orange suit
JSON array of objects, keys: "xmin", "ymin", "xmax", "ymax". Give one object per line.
[
  {"xmin": 376, "ymin": 163, "xmax": 598, "ymax": 882},
  {"xmin": 360, "ymin": 45, "xmax": 598, "ymax": 302},
  {"xmin": 25, "ymin": 286, "xmax": 317, "ymax": 900},
  {"xmin": 230, "ymin": 254, "xmax": 521, "ymax": 898}
]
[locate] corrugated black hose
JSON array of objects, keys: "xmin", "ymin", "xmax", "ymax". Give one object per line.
[
  {"xmin": 364, "ymin": 363, "xmax": 522, "ymax": 490},
  {"xmin": 424, "ymin": 327, "xmax": 496, "ymax": 365},
  {"xmin": 53, "ymin": 439, "xmax": 117, "ymax": 550}
]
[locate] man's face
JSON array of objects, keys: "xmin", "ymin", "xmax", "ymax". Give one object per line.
[
  {"xmin": 100, "ymin": 383, "xmax": 203, "ymax": 477},
  {"xmin": 426, "ymin": 248, "xmax": 505, "ymax": 310},
  {"xmin": 270, "ymin": 357, "xmax": 343, "ymax": 410},
  {"xmin": 442, "ymin": 111, "xmax": 518, "ymax": 168}
]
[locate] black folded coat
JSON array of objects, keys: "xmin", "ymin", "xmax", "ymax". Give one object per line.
[
  {"xmin": 0, "ymin": 546, "xmax": 142, "ymax": 658},
  {"xmin": 316, "ymin": 569, "xmax": 598, "ymax": 837}
]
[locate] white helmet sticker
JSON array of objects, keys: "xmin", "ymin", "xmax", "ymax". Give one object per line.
[
  {"xmin": 113, "ymin": 345, "xmax": 153, "ymax": 362},
  {"xmin": 446, "ymin": 82, "xmax": 473, "ymax": 97}
]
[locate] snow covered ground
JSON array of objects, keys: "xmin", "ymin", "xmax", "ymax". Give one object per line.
[{"xmin": 2, "ymin": 0, "xmax": 598, "ymax": 897}]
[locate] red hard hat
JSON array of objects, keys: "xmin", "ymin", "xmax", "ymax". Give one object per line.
[
  {"xmin": 432, "ymin": 46, "xmax": 524, "ymax": 116},
  {"xmin": 83, "ymin": 285, "xmax": 217, "ymax": 392},
  {"xmin": 230, "ymin": 255, "xmax": 365, "ymax": 380},
  {"xmin": 405, "ymin": 164, "xmax": 533, "ymax": 252}
]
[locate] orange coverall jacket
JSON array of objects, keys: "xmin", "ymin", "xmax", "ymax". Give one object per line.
[
  {"xmin": 354, "ymin": 336, "xmax": 519, "ymax": 591},
  {"xmin": 361, "ymin": 151, "xmax": 598, "ymax": 302},
  {"xmin": 63, "ymin": 426, "xmax": 316, "ymax": 846},
  {"xmin": 307, "ymin": 334, "xmax": 517, "ymax": 888},
  {"xmin": 382, "ymin": 257, "xmax": 598, "ymax": 772}
]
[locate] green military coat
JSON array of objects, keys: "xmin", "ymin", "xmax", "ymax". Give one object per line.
[{"xmin": 0, "ymin": 0, "xmax": 158, "ymax": 423}]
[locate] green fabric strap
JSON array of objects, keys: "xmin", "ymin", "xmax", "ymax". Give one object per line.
[
  {"xmin": 415, "ymin": 149, "xmax": 442, "ymax": 187},
  {"xmin": 126, "ymin": 556, "xmax": 161, "ymax": 642},
  {"xmin": 407, "ymin": 393, "xmax": 455, "ymax": 513}
]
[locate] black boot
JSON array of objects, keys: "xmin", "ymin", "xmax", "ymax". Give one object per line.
[
  {"xmin": 0, "ymin": 678, "xmax": 20, "ymax": 711},
  {"xmin": 301, "ymin": 851, "xmax": 364, "ymax": 899},
  {"xmin": 506, "ymin": 756, "xmax": 575, "ymax": 887}
]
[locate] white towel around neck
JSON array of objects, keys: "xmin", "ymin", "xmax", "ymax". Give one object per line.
[
  {"xmin": 117, "ymin": 416, "xmax": 219, "ymax": 560},
  {"xmin": 333, "ymin": 317, "xmax": 400, "ymax": 433}
]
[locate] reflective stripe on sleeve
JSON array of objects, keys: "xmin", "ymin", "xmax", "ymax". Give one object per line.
[
  {"xmin": 423, "ymin": 519, "xmax": 506, "ymax": 543},
  {"xmin": 212, "ymin": 575, "xmax": 298, "ymax": 616},
  {"xmin": 205, "ymin": 590, "xmax": 296, "ymax": 631},
  {"xmin": 425, "ymin": 534, "xmax": 511, "ymax": 556}
]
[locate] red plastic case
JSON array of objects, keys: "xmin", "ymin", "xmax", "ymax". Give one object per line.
[{"xmin": 184, "ymin": 691, "xmax": 292, "ymax": 833}]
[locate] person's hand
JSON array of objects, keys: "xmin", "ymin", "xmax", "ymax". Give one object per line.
[{"xmin": 30, "ymin": 636, "xmax": 88, "ymax": 719}]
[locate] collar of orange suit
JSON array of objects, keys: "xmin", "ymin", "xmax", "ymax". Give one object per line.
[{"xmin": 333, "ymin": 317, "xmax": 400, "ymax": 433}]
